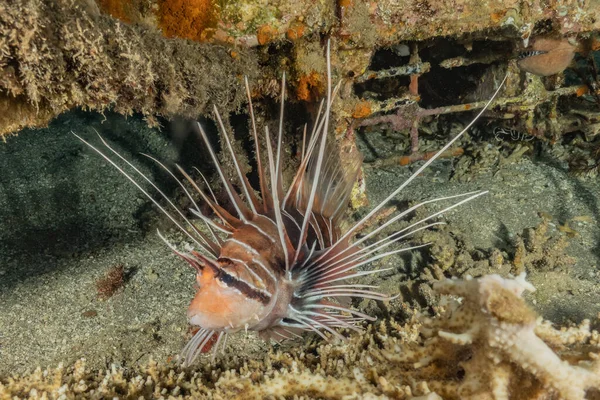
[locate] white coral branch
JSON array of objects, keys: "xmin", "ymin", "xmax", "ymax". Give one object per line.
[{"xmin": 416, "ymin": 274, "xmax": 600, "ymax": 399}]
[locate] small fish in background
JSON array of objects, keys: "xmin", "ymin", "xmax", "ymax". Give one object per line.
[
  {"xmin": 493, "ymin": 126, "xmax": 535, "ymax": 142},
  {"xmin": 75, "ymin": 41, "xmax": 505, "ymax": 367},
  {"xmin": 517, "ymin": 36, "xmax": 577, "ymax": 76}
]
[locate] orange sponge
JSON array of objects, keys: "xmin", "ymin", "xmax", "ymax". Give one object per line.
[{"xmin": 157, "ymin": 0, "xmax": 218, "ymax": 42}]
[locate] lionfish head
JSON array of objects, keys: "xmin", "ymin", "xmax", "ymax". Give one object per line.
[
  {"xmin": 187, "ymin": 266, "xmax": 266, "ymax": 332},
  {"xmin": 171, "ymin": 247, "xmax": 274, "ymax": 332}
]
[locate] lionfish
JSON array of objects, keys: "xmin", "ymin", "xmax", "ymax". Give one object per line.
[{"xmin": 75, "ymin": 42, "xmax": 504, "ymax": 367}]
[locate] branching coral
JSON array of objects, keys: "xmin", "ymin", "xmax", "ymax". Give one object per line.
[
  {"xmin": 512, "ymin": 215, "xmax": 576, "ymax": 274},
  {"xmin": 384, "ymin": 274, "xmax": 600, "ymax": 400},
  {"xmin": 415, "ymin": 214, "xmax": 576, "ymax": 285}
]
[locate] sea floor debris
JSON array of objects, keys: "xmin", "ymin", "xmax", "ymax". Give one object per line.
[{"xmin": 2, "ymin": 274, "xmax": 600, "ymax": 400}]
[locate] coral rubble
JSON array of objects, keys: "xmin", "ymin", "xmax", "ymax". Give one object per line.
[
  {"xmin": 2, "ymin": 274, "xmax": 599, "ymax": 399},
  {"xmin": 0, "ymin": 0, "xmax": 257, "ymax": 138},
  {"xmin": 390, "ymin": 274, "xmax": 600, "ymax": 399}
]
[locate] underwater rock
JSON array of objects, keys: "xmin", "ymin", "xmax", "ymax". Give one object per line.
[{"xmin": 0, "ymin": 0, "xmax": 257, "ymax": 138}]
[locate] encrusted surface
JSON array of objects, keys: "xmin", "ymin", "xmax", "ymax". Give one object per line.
[
  {"xmin": 0, "ymin": 0, "xmax": 257, "ymax": 138},
  {"xmin": 3, "ymin": 0, "xmax": 600, "ymax": 140},
  {"xmin": 97, "ymin": 0, "xmax": 600, "ymax": 47}
]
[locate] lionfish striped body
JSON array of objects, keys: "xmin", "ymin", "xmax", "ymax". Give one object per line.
[{"xmin": 76, "ymin": 43, "xmax": 504, "ymax": 367}]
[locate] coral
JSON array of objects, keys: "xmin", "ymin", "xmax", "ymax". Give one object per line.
[
  {"xmin": 3, "ymin": 274, "xmax": 600, "ymax": 399},
  {"xmin": 285, "ymin": 20, "xmax": 306, "ymax": 41},
  {"xmin": 569, "ymin": 140, "xmax": 600, "ymax": 178},
  {"xmin": 416, "ymin": 215, "xmax": 576, "ymax": 287},
  {"xmin": 96, "ymin": 0, "xmax": 133, "ymax": 23},
  {"xmin": 352, "ymin": 100, "xmax": 372, "ymax": 119},
  {"xmin": 512, "ymin": 214, "xmax": 576, "ymax": 274},
  {"xmin": 292, "ymin": 40, "xmax": 328, "ymax": 102},
  {"xmin": 0, "ymin": 0, "xmax": 257, "ymax": 138},
  {"xmin": 416, "ymin": 229, "xmax": 510, "ymax": 289},
  {"xmin": 117, "ymin": 0, "xmax": 600, "ymax": 49},
  {"xmin": 338, "ymin": 0, "xmax": 377, "ymax": 48},
  {"xmin": 3, "ymin": 0, "xmax": 600, "ymax": 152},
  {"xmin": 4, "ymin": 0, "xmax": 599, "ymax": 176},
  {"xmin": 452, "ymin": 137, "xmax": 525, "ymax": 184},
  {"xmin": 256, "ymin": 24, "xmax": 279, "ymax": 46},
  {"xmin": 0, "ymin": 96, "xmax": 55, "ymax": 141},
  {"xmin": 385, "ymin": 274, "xmax": 600, "ymax": 400},
  {"xmin": 297, "ymin": 71, "xmax": 323, "ymax": 102}
]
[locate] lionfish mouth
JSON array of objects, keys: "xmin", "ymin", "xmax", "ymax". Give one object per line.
[{"xmin": 74, "ymin": 40, "xmax": 506, "ymax": 367}]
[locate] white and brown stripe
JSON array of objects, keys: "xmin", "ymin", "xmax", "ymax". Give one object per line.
[{"xmin": 75, "ymin": 40, "xmax": 505, "ymax": 367}]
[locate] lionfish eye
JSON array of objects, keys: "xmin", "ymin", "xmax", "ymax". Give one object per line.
[{"xmin": 217, "ymin": 271, "xmax": 235, "ymax": 286}]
